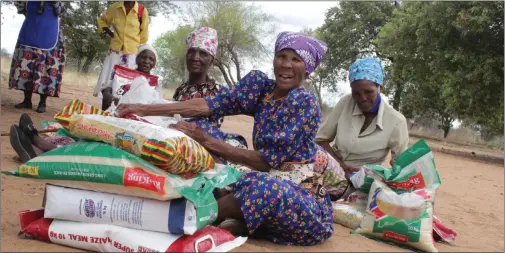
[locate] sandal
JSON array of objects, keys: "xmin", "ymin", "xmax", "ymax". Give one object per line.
[
  {"xmin": 9, "ymin": 125, "xmax": 37, "ymax": 163},
  {"xmin": 218, "ymin": 219, "xmax": 249, "ymax": 237},
  {"xmin": 19, "ymin": 113, "xmax": 39, "ymax": 142}
]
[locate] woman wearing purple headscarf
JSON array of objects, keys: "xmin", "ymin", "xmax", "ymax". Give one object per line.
[{"xmin": 115, "ymin": 31, "xmax": 333, "ymax": 245}]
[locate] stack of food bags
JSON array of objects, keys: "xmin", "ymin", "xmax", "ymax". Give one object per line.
[
  {"xmin": 331, "ymin": 139, "xmax": 456, "ymax": 252},
  {"xmin": 3, "ymin": 100, "xmax": 248, "ymax": 252}
]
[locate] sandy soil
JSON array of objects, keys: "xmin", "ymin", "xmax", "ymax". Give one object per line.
[{"xmin": 1, "ymin": 85, "xmax": 504, "ymax": 252}]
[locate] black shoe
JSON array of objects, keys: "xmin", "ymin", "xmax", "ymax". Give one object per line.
[
  {"xmin": 19, "ymin": 113, "xmax": 39, "ymax": 142},
  {"xmin": 14, "ymin": 100, "xmax": 32, "ymax": 109},
  {"xmin": 35, "ymin": 102, "xmax": 46, "ymax": 113},
  {"xmin": 9, "ymin": 125, "xmax": 37, "ymax": 163}
]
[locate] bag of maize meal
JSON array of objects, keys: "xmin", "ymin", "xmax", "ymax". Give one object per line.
[
  {"xmin": 2, "ymin": 141, "xmax": 240, "ymax": 202},
  {"xmin": 44, "ymin": 184, "xmax": 214, "ymax": 235},
  {"xmin": 20, "ymin": 209, "xmax": 247, "ymax": 252},
  {"xmin": 350, "ymin": 139, "xmax": 441, "ymax": 194},
  {"xmin": 67, "ymin": 114, "xmax": 216, "ymax": 175},
  {"xmin": 354, "ymin": 180, "xmax": 438, "ymax": 252}
]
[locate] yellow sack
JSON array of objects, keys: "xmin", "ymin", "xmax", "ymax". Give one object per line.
[{"xmin": 68, "ymin": 114, "xmax": 216, "ymax": 175}]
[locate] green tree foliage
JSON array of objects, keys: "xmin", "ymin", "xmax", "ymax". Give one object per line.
[
  {"xmin": 60, "ymin": 1, "xmax": 177, "ymax": 73},
  {"xmin": 299, "ymin": 28, "xmax": 340, "ymax": 106},
  {"xmin": 378, "ymin": 1, "xmax": 504, "ymax": 137},
  {"xmin": 153, "ymin": 25, "xmax": 194, "ymax": 86},
  {"xmin": 318, "ymin": 1, "xmax": 396, "ymax": 93}
]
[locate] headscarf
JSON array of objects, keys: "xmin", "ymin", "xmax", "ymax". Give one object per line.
[
  {"xmin": 137, "ymin": 44, "xmax": 158, "ymax": 66},
  {"xmin": 185, "ymin": 27, "xmax": 218, "ymax": 57},
  {"xmin": 348, "ymin": 56, "xmax": 385, "ymax": 113},
  {"xmin": 348, "ymin": 56, "xmax": 384, "ymax": 86},
  {"xmin": 274, "ymin": 31, "xmax": 328, "ymax": 75}
]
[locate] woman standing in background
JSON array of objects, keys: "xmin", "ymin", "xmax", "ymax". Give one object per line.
[{"xmin": 9, "ymin": 1, "xmax": 66, "ymax": 113}]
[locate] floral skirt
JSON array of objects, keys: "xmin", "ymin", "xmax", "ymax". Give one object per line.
[
  {"xmin": 8, "ymin": 35, "xmax": 65, "ymax": 97},
  {"xmin": 231, "ymin": 171, "xmax": 334, "ymax": 246}
]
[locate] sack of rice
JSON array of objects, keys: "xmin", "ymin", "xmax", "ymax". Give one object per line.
[
  {"xmin": 19, "ymin": 209, "xmax": 247, "ymax": 252},
  {"xmin": 44, "ymin": 185, "xmax": 214, "ymax": 235},
  {"xmin": 67, "ymin": 114, "xmax": 216, "ymax": 175},
  {"xmin": 332, "ymin": 201, "xmax": 366, "ymax": 229},
  {"xmin": 354, "ymin": 180, "xmax": 438, "ymax": 252},
  {"xmin": 349, "ymin": 139, "xmax": 441, "ymax": 194},
  {"xmin": 2, "ymin": 141, "xmax": 240, "ymax": 201}
]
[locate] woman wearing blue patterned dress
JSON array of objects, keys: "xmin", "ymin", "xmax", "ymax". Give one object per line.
[
  {"xmin": 115, "ymin": 31, "xmax": 334, "ymax": 246},
  {"xmin": 9, "ymin": 1, "xmax": 65, "ymax": 113}
]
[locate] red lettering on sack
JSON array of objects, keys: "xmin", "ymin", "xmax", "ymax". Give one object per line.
[
  {"xmin": 386, "ymin": 172, "xmax": 426, "ymax": 190},
  {"xmin": 123, "ymin": 167, "xmax": 167, "ymax": 195},
  {"xmin": 90, "ymin": 236, "xmax": 112, "ymax": 244},
  {"xmin": 75, "ymin": 123, "xmax": 114, "ymax": 142},
  {"xmin": 114, "ymin": 241, "xmax": 134, "ymax": 252},
  {"xmin": 138, "ymin": 246, "xmax": 160, "ymax": 252},
  {"xmin": 384, "ymin": 231, "xmax": 409, "ymax": 243},
  {"xmin": 68, "ymin": 233, "xmax": 88, "ymax": 242}
]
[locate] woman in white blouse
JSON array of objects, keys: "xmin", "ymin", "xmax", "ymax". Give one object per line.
[{"xmin": 316, "ymin": 57, "xmax": 409, "ymax": 175}]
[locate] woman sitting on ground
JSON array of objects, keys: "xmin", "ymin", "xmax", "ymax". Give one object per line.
[
  {"xmin": 316, "ymin": 56, "xmax": 409, "ymax": 175},
  {"xmin": 115, "ymin": 31, "xmax": 333, "ymax": 246},
  {"xmin": 9, "ymin": 45, "xmax": 159, "ymax": 163}
]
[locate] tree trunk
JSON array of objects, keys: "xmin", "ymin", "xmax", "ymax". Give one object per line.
[
  {"xmin": 392, "ymin": 80, "xmax": 403, "ymax": 110},
  {"xmin": 227, "ymin": 43, "xmax": 242, "ymax": 81},
  {"xmin": 81, "ymin": 54, "xmax": 95, "ymax": 73},
  {"xmin": 214, "ymin": 62, "xmax": 233, "ymax": 87},
  {"xmin": 314, "ymin": 79, "xmax": 323, "ymax": 106},
  {"xmin": 226, "ymin": 63, "xmax": 236, "ymax": 84},
  {"xmin": 77, "ymin": 58, "xmax": 82, "ymax": 72},
  {"xmin": 440, "ymin": 115, "xmax": 454, "ymax": 138},
  {"xmin": 442, "ymin": 126, "xmax": 450, "ymax": 138}
]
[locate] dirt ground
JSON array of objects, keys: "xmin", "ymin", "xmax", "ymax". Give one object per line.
[{"xmin": 1, "ymin": 85, "xmax": 504, "ymax": 252}]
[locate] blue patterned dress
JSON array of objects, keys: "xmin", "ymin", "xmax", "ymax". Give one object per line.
[{"xmin": 204, "ymin": 70, "xmax": 334, "ymax": 246}]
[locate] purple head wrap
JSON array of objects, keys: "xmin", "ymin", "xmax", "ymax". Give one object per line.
[{"xmin": 274, "ymin": 31, "xmax": 328, "ymax": 75}]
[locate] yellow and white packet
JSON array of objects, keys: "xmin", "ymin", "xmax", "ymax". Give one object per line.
[{"xmin": 354, "ymin": 180, "xmax": 438, "ymax": 252}]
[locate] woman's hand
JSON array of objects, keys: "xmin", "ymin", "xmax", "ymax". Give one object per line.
[
  {"xmin": 169, "ymin": 121, "xmax": 212, "ymax": 145},
  {"xmin": 342, "ymin": 165, "xmax": 360, "ymax": 180},
  {"xmin": 115, "ymin": 104, "xmax": 145, "ymax": 117}
]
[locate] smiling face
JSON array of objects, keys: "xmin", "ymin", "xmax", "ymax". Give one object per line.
[
  {"xmin": 186, "ymin": 47, "xmax": 213, "ymax": 76},
  {"xmin": 351, "ymin": 80, "xmax": 379, "ymax": 113},
  {"xmin": 136, "ymin": 50, "xmax": 156, "ymax": 74},
  {"xmin": 273, "ymin": 49, "xmax": 307, "ymax": 92}
]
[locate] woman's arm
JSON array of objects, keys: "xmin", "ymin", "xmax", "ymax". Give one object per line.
[
  {"xmin": 203, "ymin": 137, "xmax": 271, "ymax": 172},
  {"xmin": 115, "ymin": 98, "xmax": 211, "ymax": 118},
  {"xmin": 170, "ymin": 121, "xmax": 271, "ymax": 172},
  {"xmin": 388, "ymin": 117, "xmax": 409, "ymax": 166},
  {"xmin": 315, "ymin": 95, "xmax": 347, "ymax": 143}
]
